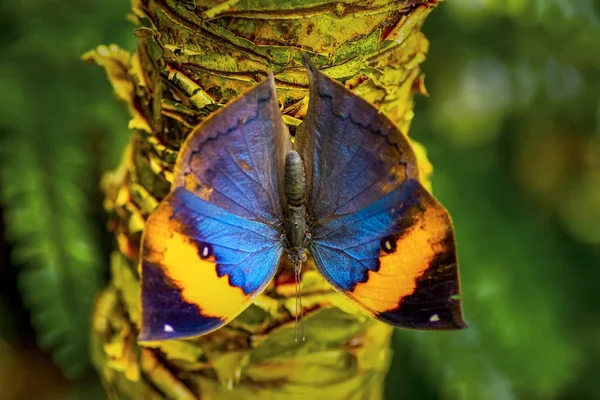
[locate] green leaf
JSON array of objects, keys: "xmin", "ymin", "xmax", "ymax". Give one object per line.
[{"xmin": 0, "ymin": 131, "xmax": 103, "ymax": 379}]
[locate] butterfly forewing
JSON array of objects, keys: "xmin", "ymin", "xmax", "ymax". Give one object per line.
[{"xmin": 308, "ymin": 180, "xmax": 465, "ymax": 329}]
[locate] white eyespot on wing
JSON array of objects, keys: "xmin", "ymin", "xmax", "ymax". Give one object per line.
[
  {"xmin": 429, "ymin": 314, "xmax": 440, "ymax": 322},
  {"xmin": 197, "ymin": 242, "xmax": 213, "ymax": 260},
  {"xmin": 164, "ymin": 324, "xmax": 175, "ymax": 333}
]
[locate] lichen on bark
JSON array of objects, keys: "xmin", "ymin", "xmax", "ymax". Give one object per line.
[{"xmin": 85, "ymin": 0, "xmax": 441, "ymax": 398}]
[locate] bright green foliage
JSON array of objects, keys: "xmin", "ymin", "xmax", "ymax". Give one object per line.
[
  {"xmin": 0, "ymin": 136, "xmax": 98, "ymax": 378},
  {"xmin": 0, "ymin": 0, "xmax": 134, "ymax": 379},
  {"xmin": 386, "ymin": 2, "xmax": 600, "ymax": 399}
]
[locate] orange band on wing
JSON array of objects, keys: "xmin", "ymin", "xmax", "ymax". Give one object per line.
[
  {"xmin": 350, "ymin": 202, "xmax": 451, "ymax": 314},
  {"xmin": 143, "ymin": 202, "xmax": 248, "ymax": 319}
]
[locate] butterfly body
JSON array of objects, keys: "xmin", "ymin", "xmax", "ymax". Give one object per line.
[
  {"xmin": 139, "ymin": 61, "xmax": 466, "ymax": 342},
  {"xmin": 283, "ymin": 150, "xmax": 309, "ymax": 266}
]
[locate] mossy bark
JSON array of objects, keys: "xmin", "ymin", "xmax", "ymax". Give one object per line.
[{"xmin": 86, "ymin": 1, "xmax": 439, "ymax": 398}]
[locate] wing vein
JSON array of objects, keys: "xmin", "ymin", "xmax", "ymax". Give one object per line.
[
  {"xmin": 241, "ymin": 130, "xmax": 275, "ymax": 211},
  {"xmin": 172, "ymin": 202, "xmax": 278, "ymax": 241},
  {"xmin": 224, "ymin": 147, "xmax": 272, "ymax": 202}
]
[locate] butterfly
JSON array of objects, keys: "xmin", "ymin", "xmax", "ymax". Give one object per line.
[{"xmin": 138, "ymin": 60, "xmax": 466, "ymax": 342}]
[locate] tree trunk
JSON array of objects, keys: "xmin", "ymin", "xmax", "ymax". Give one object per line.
[{"xmin": 86, "ymin": 0, "xmax": 439, "ymax": 398}]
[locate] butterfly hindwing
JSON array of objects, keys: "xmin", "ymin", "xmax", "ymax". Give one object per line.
[
  {"xmin": 298, "ymin": 61, "xmax": 466, "ymax": 330},
  {"xmin": 140, "ymin": 187, "xmax": 283, "ymax": 341},
  {"xmin": 174, "ymin": 75, "xmax": 291, "ymax": 224},
  {"xmin": 140, "ymin": 76, "xmax": 288, "ymax": 341},
  {"xmin": 295, "ymin": 61, "xmax": 419, "ymax": 222}
]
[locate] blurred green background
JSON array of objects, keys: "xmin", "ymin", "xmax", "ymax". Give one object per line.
[{"xmin": 0, "ymin": 0, "xmax": 599, "ymax": 399}]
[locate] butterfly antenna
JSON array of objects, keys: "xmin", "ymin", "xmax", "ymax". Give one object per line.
[
  {"xmin": 293, "ymin": 261, "xmax": 305, "ymax": 342},
  {"xmin": 294, "ymin": 265, "xmax": 299, "ymax": 342},
  {"xmin": 299, "ymin": 269, "xmax": 305, "ymax": 342}
]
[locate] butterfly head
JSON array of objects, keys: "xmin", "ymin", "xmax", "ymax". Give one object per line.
[{"xmin": 286, "ymin": 247, "xmax": 307, "ymax": 266}]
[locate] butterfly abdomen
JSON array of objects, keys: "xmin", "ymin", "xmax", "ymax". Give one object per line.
[
  {"xmin": 284, "ymin": 151, "xmax": 306, "ymax": 207},
  {"xmin": 283, "ymin": 151, "xmax": 308, "ymax": 262}
]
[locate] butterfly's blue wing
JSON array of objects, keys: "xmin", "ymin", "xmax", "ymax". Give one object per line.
[
  {"xmin": 295, "ymin": 63, "xmax": 419, "ymax": 223},
  {"xmin": 309, "ymin": 179, "xmax": 465, "ymax": 329},
  {"xmin": 297, "ymin": 62, "xmax": 465, "ymax": 330},
  {"xmin": 139, "ymin": 187, "xmax": 283, "ymax": 341},
  {"xmin": 174, "ymin": 75, "xmax": 291, "ymax": 224},
  {"xmin": 140, "ymin": 76, "xmax": 289, "ymax": 341}
]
